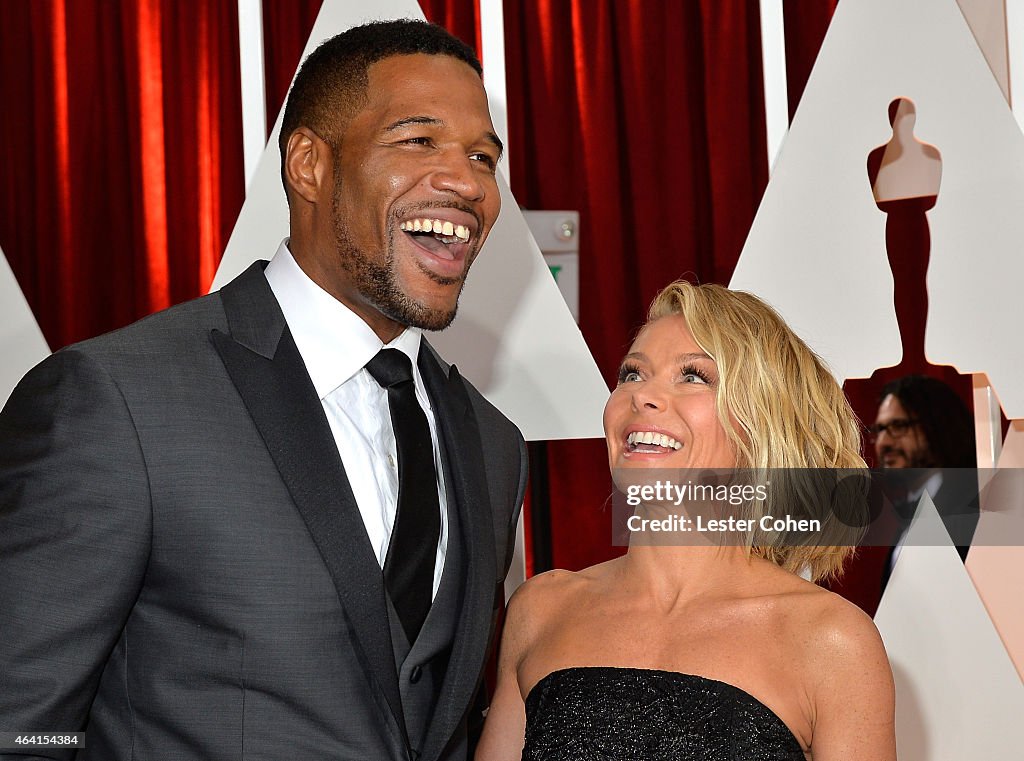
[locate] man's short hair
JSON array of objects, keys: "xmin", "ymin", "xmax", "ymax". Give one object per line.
[
  {"xmin": 279, "ymin": 19, "xmax": 482, "ymax": 168},
  {"xmin": 879, "ymin": 375, "xmax": 976, "ymax": 468}
]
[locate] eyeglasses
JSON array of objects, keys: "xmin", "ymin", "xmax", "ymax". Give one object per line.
[{"xmin": 868, "ymin": 418, "xmax": 919, "ymax": 440}]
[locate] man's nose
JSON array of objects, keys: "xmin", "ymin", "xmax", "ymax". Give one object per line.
[{"xmin": 429, "ymin": 153, "xmax": 489, "ymax": 202}]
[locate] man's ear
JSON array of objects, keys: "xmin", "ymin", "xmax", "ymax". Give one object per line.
[{"xmin": 284, "ymin": 127, "xmax": 330, "ymax": 205}]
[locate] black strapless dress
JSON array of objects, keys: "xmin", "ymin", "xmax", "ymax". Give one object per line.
[{"xmin": 522, "ymin": 667, "xmax": 805, "ymax": 760}]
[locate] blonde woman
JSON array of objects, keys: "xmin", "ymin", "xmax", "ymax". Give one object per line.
[{"xmin": 477, "ymin": 281, "xmax": 896, "ymax": 761}]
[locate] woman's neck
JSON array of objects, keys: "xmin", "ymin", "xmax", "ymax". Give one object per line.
[{"xmin": 618, "ymin": 544, "xmax": 761, "ymax": 610}]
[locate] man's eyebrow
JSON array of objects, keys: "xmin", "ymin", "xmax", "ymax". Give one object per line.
[
  {"xmin": 485, "ymin": 131, "xmax": 504, "ymax": 161},
  {"xmin": 383, "ymin": 116, "xmax": 505, "ymax": 160},
  {"xmin": 384, "ymin": 116, "xmax": 442, "ymax": 132}
]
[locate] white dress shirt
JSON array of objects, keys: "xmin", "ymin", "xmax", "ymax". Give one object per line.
[{"xmin": 265, "ymin": 241, "xmax": 448, "ymax": 597}]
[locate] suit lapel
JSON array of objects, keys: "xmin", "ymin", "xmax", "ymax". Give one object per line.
[
  {"xmin": 418, "ymin": 346, "xmax": 497, "ymax": 761},
  {"xmin": 209, "ymin": 263, "xmax": 406, "ymax": 735}
]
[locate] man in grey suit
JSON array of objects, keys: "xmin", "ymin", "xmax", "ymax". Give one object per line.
[{"xmin": 0, "ymin": 20, "xmax": 526, "ymax": 761}]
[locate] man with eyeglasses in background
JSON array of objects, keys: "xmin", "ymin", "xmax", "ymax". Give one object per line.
[{"xmin": 870, "ymin": 375, "xmax": 979, "ymax": 590}]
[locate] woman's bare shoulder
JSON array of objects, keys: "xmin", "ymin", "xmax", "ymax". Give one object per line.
[
  {"xmin": 802, "ymin": 585, "xmax": 884, "ymax": 656},
  {"xmin": 508, "ymin": 560, "xmax": 616, "ymax": 617},
  {"xmin": 779, "ymin": 582, "xmax": 892, "ymax": 700},
  {"xmin": 504, "ymin": 561, "xmax": 619, "ymax": 648},
  {"xmin": 745, "ymin": 566, "xmax": 887, "ymax": 671},
  {"xmin": 762, "ymin": 576, "xmax": 895, "ymax": 756},
  {"xmin": 793, "ymin": 588, "xmax": 896, "ymax": 758}
]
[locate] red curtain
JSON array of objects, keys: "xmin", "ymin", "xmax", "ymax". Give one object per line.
[
  {"xmin": 504, "ymin": 0, "xmax": 769, "ymax": 571},
  {"xmin": 419, "ymin": 0, "xmax": 482, "ymax": 60},
  {"xmin": 0, "ymin": 0, "xmax": 245, "ymax": 350},
  {"xmin": 262, "ymin": 0, "xmax": 324, "ymax": 133},
  {"xmin": 783, "ymin": 0, "xmax": 839, "ymax": 120},
  {"xmin": 261, "ymin": 0, "xmax": 480, "ymax": 135}
]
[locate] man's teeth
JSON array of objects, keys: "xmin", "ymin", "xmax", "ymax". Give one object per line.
[
  {"xmin": 626, "ymin": 431, "xmax": 683, "ymax": 450},
  {"xmin": 399, "ymin": 218, "xmax": 470, "ymax": 243}
]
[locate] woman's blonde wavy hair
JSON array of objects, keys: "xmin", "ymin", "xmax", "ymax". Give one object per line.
[{"xmin": 647, "ymin": 280, "xmax": 866, "ymax": 581}]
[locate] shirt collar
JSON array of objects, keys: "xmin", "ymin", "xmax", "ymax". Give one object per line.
[
  {"xmin": 264, "ymin": 240, "xmax": 422, "ymax": 399},
  {"xmin": 907, "ymin": 470, "xmax": 944, "ymax": 502}
]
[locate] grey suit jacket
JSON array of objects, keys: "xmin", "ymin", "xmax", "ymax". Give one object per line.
[{"xmin": 0, "ymin": 262, "xmax": 527, "ymax": 761}]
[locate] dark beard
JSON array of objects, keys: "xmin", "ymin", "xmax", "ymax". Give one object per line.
[
  {"xmin": 881, "ymin": 446, "xmax": 936, "ymax": 469},
  {"xmin": 906, "ymin": 450, "xmax": 936, "ymax": 469},
  {"xmin": 332, "ymin": 204, "xmax": 468, "ymax": 333}
]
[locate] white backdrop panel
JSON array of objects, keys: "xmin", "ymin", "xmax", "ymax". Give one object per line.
[
  {"xmin": 875, "ymin": 494, "xmax": 1024, "ymax": 759},
  {"xmin": 0, "ymin": 246, "xmax": 49, "ymax": 405},
  {"xmin": 731, "ymin": 0, "xmax": 1024, "ymax": 421},
  {"xmin": 213, "ymin": 0, "xmax": 607, "ymax": 440}
]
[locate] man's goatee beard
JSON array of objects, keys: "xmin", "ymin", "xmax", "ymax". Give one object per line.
[{"xmin": 335, "ymin": 232, "xmax": 467, "ymax": 331}]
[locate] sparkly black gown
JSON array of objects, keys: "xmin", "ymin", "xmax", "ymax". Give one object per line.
[{"xmin": 522, "ymin": 667, "xmax": 806, "ymax": 761}]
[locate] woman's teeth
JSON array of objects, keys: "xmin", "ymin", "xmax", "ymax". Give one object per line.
[{"xmin": 626, "ymin": 431, "xmax": 683, "ymax": 451}]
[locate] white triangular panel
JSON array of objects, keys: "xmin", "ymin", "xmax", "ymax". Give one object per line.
[
  {"xmin": 731, "ymin": 0, "xmax": 1024, "ymax": 418},
  {"xmin": 0, "ymin": 245, "xmax": 49, "ymax": 405},
  {"xmin": 212, "ymin": 0, "xmax": 606, "ymax": 440},
  {"xmin": 875, "ymin": 494, "xmax": 1024, "ymax": 759}
]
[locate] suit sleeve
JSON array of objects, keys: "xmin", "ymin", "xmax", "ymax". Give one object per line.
[
  {"xmin": 0, "ymin": 350, "xmax": 152, "ymax": 759},
  {"xmin": 503, "ymin": 435, "xmax": 528, "ymax": 579}
]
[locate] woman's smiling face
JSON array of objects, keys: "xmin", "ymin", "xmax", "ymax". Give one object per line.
[{"xmin": 604, "ymin": 314, "xmax": 736, "ymax": 473}]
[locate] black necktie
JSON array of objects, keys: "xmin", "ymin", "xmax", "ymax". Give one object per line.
[{"xmin": 365, "ymin": 348, "xmax": 440, "ymax": 643}]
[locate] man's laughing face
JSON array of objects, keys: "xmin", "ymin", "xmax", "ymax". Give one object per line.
[{"xmin": 324, "ymin": 53, "xmax": 502, "ymax": 336}]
